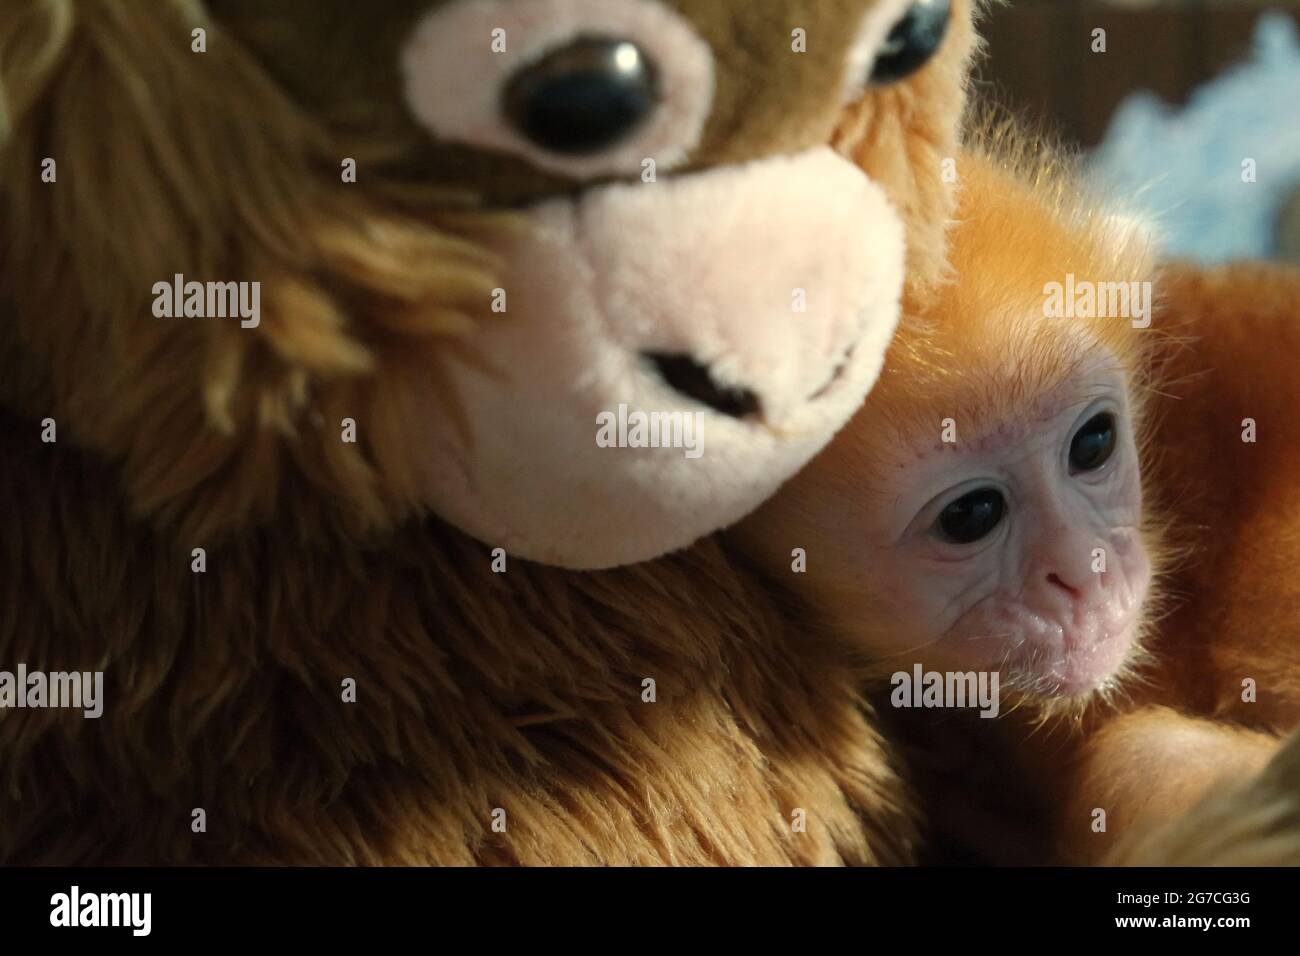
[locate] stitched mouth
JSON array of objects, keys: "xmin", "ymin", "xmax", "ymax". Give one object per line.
[
  {"xmin": 643, "ymin": 352, "xmax": 761, "ymax": 419},
  {"xmin": 809, "ymin": 343, "xmax": 856, "ymax": 402}
]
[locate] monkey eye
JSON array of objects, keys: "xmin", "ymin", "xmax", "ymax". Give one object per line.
[
  {"xmin": 868, "ymin": 0, "xmax": 951, "ymax": 85},
  {"xmin": 934, "ymin": 487, "xmax": 1006, "ymax": 545},
  {"xmin": 503, "ymin": 36, "xmax": 658, "ymax": 155},
  {"xmin": 1068, "ymin": 412, "xmax": 1118, "ymax": 474}
]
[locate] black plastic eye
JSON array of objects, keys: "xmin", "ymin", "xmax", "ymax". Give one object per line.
[
  {"xmin": 503, "ymin": 36, "xmax": 658, "ymax": 155},
  {"xmin": 869, "ymin": 0, "xmax": 951, "ymax": 85},
  {"xmin": 1069, "ymin": 412, "xmax": 1118, "ymax": 473},
  {"xmin": 936, "ymin": 487, "xmax": 1005, "ymax": 545}
]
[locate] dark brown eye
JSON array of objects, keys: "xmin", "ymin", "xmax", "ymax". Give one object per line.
[
  {"xmin": 503, "ymin": 36, "xmax": 658, "ymax": 155},
  {"xmin": 936, "ymin": 487, "xmax": 1005, "ymax": 545},
  {"xmin": 869, "ymin": 0, "xmax": 951, "ymax": 85},
  {"xmin": 1069, "ymin": 412, "xmax": 1117, "ymax": 473}
]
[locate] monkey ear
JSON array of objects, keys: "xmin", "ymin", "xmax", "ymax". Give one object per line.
[{"xmin": 1105, "ymin": 727, "xmax": 1300, "ymax": 866}]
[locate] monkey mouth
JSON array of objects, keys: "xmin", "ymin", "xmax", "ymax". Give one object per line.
[
  {"xmin": 1055, "ymin": 633, "xmax": 1135, "ymax": 696},
  {"xmin": 1002, "ymin": 610, "xmax": 1143, "ymax": 698}
]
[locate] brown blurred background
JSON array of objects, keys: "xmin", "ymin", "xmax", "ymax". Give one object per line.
[{"xmin": 975, "ymin": 0, "xmax": 1300, "ymax": 147}]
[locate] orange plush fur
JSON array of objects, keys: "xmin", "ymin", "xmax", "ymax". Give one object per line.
[{"xmin": 0, "ymin": 1, "xmax": 983, "ymax": 864}]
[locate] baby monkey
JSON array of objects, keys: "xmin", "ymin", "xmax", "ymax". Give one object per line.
[
  {"xmin": 735, "ymin": 152, "xmax": 1162, "ymax": 707},
  {"xmin": 737, "ymin": 147, "xmax": 1300, "ymax": 865}
]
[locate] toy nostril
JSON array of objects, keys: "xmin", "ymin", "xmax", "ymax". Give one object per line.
[{"xmin": 644, "ymin": 352, "xmax": 761, "ymax": 419}]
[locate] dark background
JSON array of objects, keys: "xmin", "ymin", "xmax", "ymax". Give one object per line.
[{"xmin": 975, "ymin": 0, "xmax": 1300, "ymax": 148}]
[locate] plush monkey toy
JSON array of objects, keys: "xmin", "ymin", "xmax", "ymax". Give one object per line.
[{"xmin": 0, "ymin": 0, "xmax": 980, "ymax": 864}]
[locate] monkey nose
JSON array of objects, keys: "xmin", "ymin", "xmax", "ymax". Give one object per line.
[{"xmin": 644, "ymin": 352, "xmax": 762, "ymax": 420}]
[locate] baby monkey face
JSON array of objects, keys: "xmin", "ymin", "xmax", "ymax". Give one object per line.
[
  {"xmin": 881, "ymin": 357, "xmax": 1149, "ymax": 695},
  {"xmin": 731, "ymin": 148, "xmax": 1164, "ymax": 701},
  {"xmin": 738, "ymin": 347, "xmax": 1152, "ymax": 700}
]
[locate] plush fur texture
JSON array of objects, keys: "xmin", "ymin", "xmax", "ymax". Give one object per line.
[
  {"xmin": 833, "ymin": 1, "xmax": 978, "ymax": 304},
  {"xmin": 0, "ymin": 422, "xmax": 916, "ymax": 863},
  {"xmin": 0, "ymin": 0, "xmax": 983, "ymax": 864}
]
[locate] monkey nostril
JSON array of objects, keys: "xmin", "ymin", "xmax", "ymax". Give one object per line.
[
  {"xmin": 644, "ymin": 352, "xmax": 762, "ymax": 419},
  {"xmin": 1047, "ymin": 573, "xmax": 1082, "ymax": 598}
]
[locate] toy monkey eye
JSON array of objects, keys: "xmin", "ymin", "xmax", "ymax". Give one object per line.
[
  {"xmin": 1069, "ymin": 412, "xmax": 1118, "ymax": 474},
  {"xmin": 503, "ymin": 36, "xmax": 659, "ymax": 155},
  {"xmin": 869, "ymin": 0, "xmax": 951, "ymax": 85},
  {"xmin": 935, "ymin": 487, "xmax": 1005, "ymax": 545}
]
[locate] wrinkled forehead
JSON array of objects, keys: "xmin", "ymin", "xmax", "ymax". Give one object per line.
[{"xmin": 851, "ymin": 312, "xmax": 1128, "ymax": 467}]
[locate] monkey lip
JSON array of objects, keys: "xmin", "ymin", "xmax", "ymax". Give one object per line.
[
  {"xmin": 1056, "ymin": 633, "xmax": 1135, "ymax": 695},
  {"xmin": 997, "ymin": 607, "xmax": 1142, "ymax": 698}
]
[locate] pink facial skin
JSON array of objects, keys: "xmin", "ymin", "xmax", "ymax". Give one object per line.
[{"xmin": 797, "ymin": 357, "xmax": 1151, "ymax": 699}]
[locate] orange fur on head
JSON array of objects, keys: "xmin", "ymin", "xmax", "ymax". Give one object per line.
[
  {"xmin": 1060, "ymin": 261, "xmax": 1300, "ymax": 864},
  {"xmin": 872, "ymin": 143, "xmax": 1156, "ymax": 463}
]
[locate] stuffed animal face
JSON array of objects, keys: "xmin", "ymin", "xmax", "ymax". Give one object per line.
[{"xmin": 0, "ymin": 0, "xmax": 975, "ymax": 568}]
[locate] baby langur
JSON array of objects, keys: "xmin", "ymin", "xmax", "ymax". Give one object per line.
[{"xmin": 735, "ymin": 154, "xmax": 1162, "ymax": 707}]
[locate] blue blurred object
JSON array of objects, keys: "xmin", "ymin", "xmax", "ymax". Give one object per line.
[{"xmin": 1088, "ymin": 11, "xmax": 1300, "ymax": 263}]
